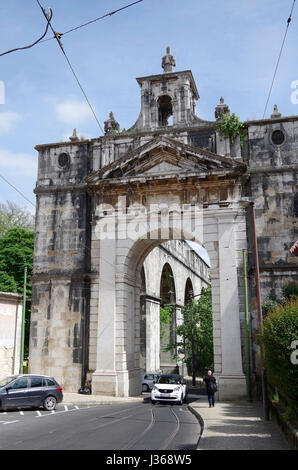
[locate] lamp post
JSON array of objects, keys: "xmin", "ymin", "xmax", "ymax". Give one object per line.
[{"xmin": 19, "ymin": 266, "xmax": 27, "ymax": 374}]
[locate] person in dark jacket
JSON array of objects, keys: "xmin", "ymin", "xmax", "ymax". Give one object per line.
[{"xmin": 203, "ymin": 370, "xmax": 217, "ymax": 407}]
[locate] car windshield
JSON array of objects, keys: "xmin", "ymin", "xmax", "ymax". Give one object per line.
[
  {"xmin": 157, "ymin": 375, "xmax": 182, "ymax": 385},
  {"xmin": 0, "ymin": 376, "xmax": 16, "ymax": 387}
]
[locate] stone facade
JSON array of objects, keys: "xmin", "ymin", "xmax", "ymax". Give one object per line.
[{"xmin": 29, "ymin": 48, "xmax": 297, "ymax": 398}]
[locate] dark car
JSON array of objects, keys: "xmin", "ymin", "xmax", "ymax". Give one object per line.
[{"xmin": 0, "ymin": 374, "xmax": 63, "ymax": 411}]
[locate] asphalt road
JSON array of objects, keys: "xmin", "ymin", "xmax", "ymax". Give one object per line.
[{"xmin": 0, "ymin": 398, "xmax": 200, "ymax": 450}]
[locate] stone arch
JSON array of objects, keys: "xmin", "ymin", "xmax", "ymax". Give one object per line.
[
  {"xmin": 157, "ymin": 94, "xmax": 173, "ymax": 127},
  {"xmin": 92, "ymin": 208, "xmax": 246, "ymax": 399},
  {"xmin": 159, "ymin": 262, "xmax": 177, "ymax": 373},
  {"xmin": 184, "ymin": 277, "xmax": 194, "ymax": 305},
  {"xmin": 159, "ymin": 262, "xmax": 176, "ymax": 306}
]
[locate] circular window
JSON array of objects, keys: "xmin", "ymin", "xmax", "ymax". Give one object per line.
[
  {"xmin": 271, "ymin": 129, "xmax": 285, "ymax": 146},
  {"xmin": 58, "ymin": 152, "xmax": 70, "ymax": 168}
]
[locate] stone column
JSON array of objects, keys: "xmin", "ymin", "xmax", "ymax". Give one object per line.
[
  {"xmin": 145, "ymin": 295, "xmax": 161, "ymax": 372},
  {"xmin": 217, "ymin": 211, "xmax": 246, "ymax": 399},
  {"xmin": 92, "ymin": 238, "xmax": 118, "ymax": 395}
]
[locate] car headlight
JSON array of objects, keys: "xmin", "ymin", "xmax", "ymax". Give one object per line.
[
  {"xmin": 152, "ymin": 386, "xmax": 158, "ymax": 392},
  {"xmin": 174, "ymin": 386, "xmax": 180, "ymax": 391}
]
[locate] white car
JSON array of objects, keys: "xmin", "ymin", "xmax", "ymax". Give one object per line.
[
  {"xmin": 141, "ymin": 372, "xmax": 160, "ymax": 392},
  {"xmin": 151, "ymin": 374, "xmax": 188, "ymax": 405}
]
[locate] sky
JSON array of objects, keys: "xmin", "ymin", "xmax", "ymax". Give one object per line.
[{"xmin": 0, "ymin": 0, "xmax": 297, "ymax": 215}]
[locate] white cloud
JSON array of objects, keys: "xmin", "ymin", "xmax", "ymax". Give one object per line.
[
  {"xmin": 0, "ymin": 111, "xmax": 22, "ymax": 134},
  {"xmin": 55, "ymin": 99, "xmax": 92, "ymax": 126},
  {"xmin": 0, "ymin": 148, "xmax": 37, "ymax": 178}
]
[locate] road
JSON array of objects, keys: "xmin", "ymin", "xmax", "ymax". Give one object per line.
[{"xmin": 0, "ymin": 397, "xmax": 200, "ymax": 450}]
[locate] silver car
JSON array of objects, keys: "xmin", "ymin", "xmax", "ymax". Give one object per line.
[{"xmin": 141, "ymin": 372, "xmax": 160, "ymax": 392}]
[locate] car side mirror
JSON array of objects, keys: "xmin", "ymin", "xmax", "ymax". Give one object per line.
[{"xmin": 5, "ymin": 386, "xmax": 11, "ymax": 392}]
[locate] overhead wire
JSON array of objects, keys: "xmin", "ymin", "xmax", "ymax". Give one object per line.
[
  {"xmin": 0, "ymin": 173, "xmax": 35, "ymax": 208},
  {"xmin": 262, "ymin": 0, "xmax": 296, "ymax": 118},
  {"xmin": 0, "ymin": 8, "xmax": 53, "ymax": 56},
  {"xmin": 39, "ymin": 0, "xmax": 144, "ymax": 43},
  {"xmin": 36, "ymin": 0, "xmax": 104, "ymax": 135}
]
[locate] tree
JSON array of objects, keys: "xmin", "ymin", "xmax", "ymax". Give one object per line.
[
  {"xmin": 166, "ymin": 285, "xmax": 214, "ymax": 375},
  {"xmin": 0, "ymin": 227, "xmax": 34, "ymax": 347},
  {"xmin": 160, "ymin": 305, "xmax": 173, "ymax": 342},
  {"xmin": 0, "ymin": 201, "xmax": 35, "ymax": 237}
]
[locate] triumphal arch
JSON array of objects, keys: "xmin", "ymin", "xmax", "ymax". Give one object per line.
[{"xmin": 30, "ymin": 47, "xmax": 297, "ymax": 398}]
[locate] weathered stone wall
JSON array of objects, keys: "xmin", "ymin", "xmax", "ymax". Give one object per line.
[
  {"xmin": 29, "ymin": 142, "xmax": 92, "ymax": 391},
  {"xmin": 246, "ymin": 117, "xmax": 298, "ymax": 306},
  {"xmin": 0, "ymin": 292, "xmax": 22, "ymax": 376}
]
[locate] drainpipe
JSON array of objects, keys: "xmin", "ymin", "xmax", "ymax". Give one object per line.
[
  {"xmin": 243, "ymin": 249, "xmax": 252, "ymax": 401},
  {"xmin": 251, "ymin": 202, "xmax": 269, "ymax": 420}
]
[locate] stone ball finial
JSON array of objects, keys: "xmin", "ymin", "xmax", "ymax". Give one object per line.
[{"xmin": 162, "ymin": 46, "xmax": 176, "ymax": 73}]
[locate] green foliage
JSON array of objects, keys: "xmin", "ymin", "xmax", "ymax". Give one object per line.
[
  {"xmin": 262, "ymin": 295, "xmax": 279, "ymax": 319},
  {"xmin": 160, "ymin": 306, "xmax": 173, "ymax": 342},
  {"xmin": 216, "ymin": 112, "xmax": 247, "ymax": 146},
  {"xmin": 166, "ymin": 286, "xmax": 214, "ymax": 374},
  {"xmin": 262, "ymin": 283, "xmax": 298, "ymax": 318},
  {"xmin": 260, "ymin": 299, "xmax": 298, "ymax": 420},
  {"xmin": 0, "ymin": 227, "xmax": 34, "ymax": 347},
  {"xmin": 282, "ymin": 282, "xmax": 298, "ymax": 301},
  {"xmin": 0, "ymin": 270, "xmax": 18, "ymax": 292},
  {"xmin": 0, "ymin": 227, "xmax": 34, "ymax": 292}
]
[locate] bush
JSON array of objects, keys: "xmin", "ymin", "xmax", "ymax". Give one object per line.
[{"xmin": 261, "ymin": 299, "xmax": 298, "ymax": 419}]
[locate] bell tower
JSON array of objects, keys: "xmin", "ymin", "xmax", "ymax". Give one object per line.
[{"xmin": 130, "ymin": 47, "xmax": 200, "ymax": 131}]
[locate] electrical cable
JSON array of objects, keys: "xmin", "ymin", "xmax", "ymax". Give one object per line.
[
  {"xmin": 0, "ymin": 8, "xmax": 52, "ymax": 56},
  {"xmin": 40, "ymin": 0, "xmax": 144, "ymax": 43},
  {"xmin": 262, "ymin": 0, "xmax": 296, "ymax": 118},
  {"xmin": 0, "ymin": 173, "xmax": 35, "ymax": 207},
  {"xmin": 36, "ymin": 0, "xmax": 104, "ymax": 135}
]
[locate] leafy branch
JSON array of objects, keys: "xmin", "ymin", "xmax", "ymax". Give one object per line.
[{"xmin": 216, "ymin": 112, "xmax": 247, "ymax": 147}]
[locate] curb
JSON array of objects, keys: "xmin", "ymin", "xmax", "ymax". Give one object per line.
[{"xmin": 187, "ymin": 405, "xmax": 204, "ymax": 450}]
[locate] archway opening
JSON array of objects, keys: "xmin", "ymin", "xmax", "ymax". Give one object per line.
[
  {"xmin": 140, "ymin": 239, "xmax": 212, "ymax": 380},
  {"xmin": 160, "ymin": 262, "xmax": 177, "ymax": 373},
  {"xmin": 158, "ymin": 95, "xmax": 173, "ymax": 127},
  {"xmin": 184, "ymin": 277, "xmax": 194, "ymax": 305}
]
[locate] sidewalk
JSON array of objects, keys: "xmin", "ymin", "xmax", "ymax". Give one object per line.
[{"xmin": 188, "ymin": 399, "xmax": 292, "ymax": 450}]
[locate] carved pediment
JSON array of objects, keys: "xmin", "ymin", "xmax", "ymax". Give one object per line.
[{"xmin": 86, "ymin": 136, "xmax": 246, "ymax": 186}]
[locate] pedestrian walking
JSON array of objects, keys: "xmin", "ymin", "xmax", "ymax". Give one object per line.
[{"xmin": 203, "ymin": 370, "xmax": 217, "ymax": 407}]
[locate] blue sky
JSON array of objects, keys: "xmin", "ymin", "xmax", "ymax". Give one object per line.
[{"xmin": 0, "ymin": 0, "xmax": 297, "ymax": 212}]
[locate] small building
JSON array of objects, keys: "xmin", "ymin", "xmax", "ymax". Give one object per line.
[{"xmin": 0, "ymin": 291, "xmax": 23, "ymax": 377}]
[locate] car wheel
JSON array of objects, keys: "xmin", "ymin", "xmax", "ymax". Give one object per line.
[
  {"xmin": 151, "ymin": 399, "xmax": 156, "ymax": 405},
  {"xmin": 43, "ymin": 395, "xmax": 57, "ymax": 411},
  {"xmin": 142, "ymin": 384, "xmax": 149, "ymax": 392}
]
